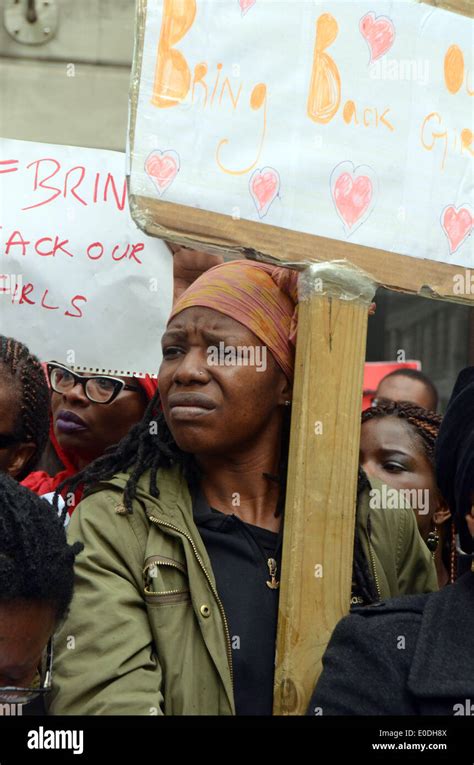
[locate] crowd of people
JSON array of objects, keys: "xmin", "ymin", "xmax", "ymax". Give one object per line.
[{"xmin": 0, "ymin": 253, "xmax": 472, "ymax": 717}]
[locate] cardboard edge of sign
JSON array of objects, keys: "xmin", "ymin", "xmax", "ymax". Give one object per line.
[
  {"xmin": 130, "ymin": 194, "xmax": 473, "ymax": 306},
  {"xmin": 419, "ymin": 0, "xmax": 473, "ymax": 16}
]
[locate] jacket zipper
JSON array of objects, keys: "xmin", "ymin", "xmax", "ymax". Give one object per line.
[
  {"xmin": 366, "ymin": 531, "xmax": 382, "ymax": 600},
  {"xmin": 148, "ymin": 514, "xmax": 234, "ymax": 690},
  {"xmin": 144, "ymin": 559, "xmax": 189, "ymax": 597}
]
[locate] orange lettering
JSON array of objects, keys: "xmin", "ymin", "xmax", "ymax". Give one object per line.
[
  {"xmin": 342, "ymin": 100, "xmax": 358, "ymax": 125},
  {"xmin": 363, "ymin": 108, "xmax": 373, "ymax": 127},
  {"xmin": 377, "ymin": 108, "xmax": 394, "ymax": 132},
  {"xmin": 192, "ymin": 62, "xmax": 208, "ymax": 106},
  {"xmin": 152, "ymin": 0, "xmax": 196, "ymax": 108},
  {"xmin": 444, "ymin": 44, "xmax": 464, "ymax": 94},
  {"xmin": 461, "ymin": 128, "xmax": 473, "ymax": 156},
  {"xmin": 307, "ymin": 13, "xmax": 341, "ymax": 124},
  {"xmin": 216, "ymin": 84, "xmax": 267, "ymax": 175}
]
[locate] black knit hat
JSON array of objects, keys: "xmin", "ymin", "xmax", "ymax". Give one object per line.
[{"xmin": 435, "ymin": 367, "xmax": 474, "ymax": 554}]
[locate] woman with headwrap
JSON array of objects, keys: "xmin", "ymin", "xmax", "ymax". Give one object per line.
[
  {"xmin": 307, "ymin": 367, "xmax": 474, "ymax": 716},
  {"xmin": 47, "ymin": 260, "xmax": 435, "ymax": 716}
]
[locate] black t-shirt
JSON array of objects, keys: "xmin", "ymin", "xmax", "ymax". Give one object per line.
[{"xmin": 193, "ymin": 491, "xmax": 282, "ymax": 715}]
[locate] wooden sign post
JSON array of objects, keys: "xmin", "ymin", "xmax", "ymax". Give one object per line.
[
  {"xmin": 128, "ymin": 0, "xmax": 473, "ymax": 714},
  {"xmin": 273, "ymin": 263, "xmax": 376, "ymax": 714}
]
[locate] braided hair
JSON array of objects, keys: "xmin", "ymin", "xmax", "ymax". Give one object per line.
[
  {"xmin": 362, "ymin": 400, "xmax": 441, "ymax": 464},
  {"xmin": 0, "ymin": 472, "xmax": 82, "ymax": 621},
  {"xmin": 0, "ymin": 336, "xmax": 50, "ymax": 480},
  {"xmin": 361, "ymin": 400, "xmax": 455, "ymax": 581}
]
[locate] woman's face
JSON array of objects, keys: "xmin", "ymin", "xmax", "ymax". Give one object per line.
[
  {"xmin": 50, "ymin": 373, "xmax": 148, "ymax": 468},
  {"xmin": 0, "ymin": 378, "xmax": 36, "ymax": 479},
  {"xmin": 159, "ymin": 307, "xmax": 290, "ymax": 457},
  {"xmin": 359, "ymin": 416, "xmax": 440, "ymax": 539},
  {"xmin": 0, "ymin": 600, "xmax": 56, "ymax": 689}
]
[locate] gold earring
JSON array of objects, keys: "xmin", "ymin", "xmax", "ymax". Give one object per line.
[{"xmin": 426, "ymin": 528, "xmax": 439, "ymax": 556}]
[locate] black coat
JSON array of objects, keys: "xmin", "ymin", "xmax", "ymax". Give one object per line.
[{"xmin": 307, "ymin": 572, "xmax": 474, "ymax": 715}]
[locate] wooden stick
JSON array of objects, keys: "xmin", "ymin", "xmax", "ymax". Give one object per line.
[{"xmin": 273, "ymin": 264, "xmax": 375, "ymax": 715}]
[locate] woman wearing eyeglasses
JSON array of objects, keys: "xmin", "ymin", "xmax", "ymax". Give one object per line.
[
  {"xmin": 22, "ymin": 363, "xmax": 157, "ymax": 511},
  {"xmin": 0, "ymin": 473, "xmax": 82, "ymax": 716}
]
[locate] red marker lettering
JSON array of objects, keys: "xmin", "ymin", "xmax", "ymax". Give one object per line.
[
  {"xmin": 129, "ymin": 243, "xmax": 144, "ymax": 264},
  {"xmin": 19, "ymin": 283, "xmax": 35, "ymax": 305},
  {"xmin": 65, "ymin": 295, "xmax": 87, "ymax": 318},
  {"xmin": 35, "ymin": 237, "xmax": 55, "ymax": 256},
  {"xmin": 93, "ymin": 172, "xmax": 100, "ymax": 204},
  {"xmin": 64, "ymin": 166, "xmax": 87, "ymax": 206},
  {"xmin": 103, "ymin": 174, "xmax": 127, "ymax": 211},
  {"xmin": 23, "ymin": 158, "xmax": 61, "ymax": 210},
  {"xmin": 52, "ymin": 237, "xmax": 74, "ymax": 258},
  {"xmin": 5, "ymin": 230, "xmax": 30, "ymax": 256},
  {"xmin": 112, "ymin": 244, "xmax": 130, "ymax": 261},
  {"xmin": 41, "ymin": 290, "xmax": 59, "ymax": 310},
  {"xmin": 86, "ymin": 242, "xmax": 104, "ymax": 260}
]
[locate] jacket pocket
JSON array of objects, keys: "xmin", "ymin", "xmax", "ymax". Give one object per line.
[{"xmin": 143, "ymin": 555, "xmax": 191, "ymax": 605}]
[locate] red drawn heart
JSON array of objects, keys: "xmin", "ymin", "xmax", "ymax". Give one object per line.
[
  {"xmin": 332, "ymin": 171, "xmax": 373, "ymax": 230},
  {"xmin": 441, "ymin": 205, "xmax": 473, "ymax": 255},
  {"xmin": 249, "ymin": 168, "xmax": 280, "ymax": 218},
  {"xmin": 145, "ymin": 150, "xmax": 180, "ymax": 196},
  {"xmin": 360, "ymin": 12, "xmax": 395, "ymax": 62},
  {"xmin": 239, "ymin": 0, "xmax": 256, "ymax": 15}
]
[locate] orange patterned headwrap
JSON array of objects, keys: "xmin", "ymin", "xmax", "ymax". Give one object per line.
[{"xmin": 168, "ymin": 260, "xmax": 298, "ymax": 382}]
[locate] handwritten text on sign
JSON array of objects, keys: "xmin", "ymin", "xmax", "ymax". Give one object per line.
[
  {"xmin": 0, "ymin": 139, "xmax": 172, "ymax": 375},
  {"xmin": 130, "ymin": 0, "xmax": 473, "ymax": 268}
]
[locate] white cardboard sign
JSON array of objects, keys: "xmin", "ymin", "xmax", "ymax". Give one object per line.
[
  {"xmin": 130, "ymin": 0, "xmax": 473, "ymax": 268},
  {"xmin": 0, "ymin": 138, "xmax": 172, "ymax": 376}
]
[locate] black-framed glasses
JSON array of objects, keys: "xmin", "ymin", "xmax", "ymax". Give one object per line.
[
  {"xmin": 47, "ymin": 361, "xmax": 141, "ymax": 405},
  {"xmin": 0, "ymin": 637, "xmax": 53, "ymax": 706}
]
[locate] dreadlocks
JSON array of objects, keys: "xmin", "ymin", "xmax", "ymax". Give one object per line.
[
  {"xmin": 362, "ymin": 400, "xmax": 441, "ymax": 464},
  {"xmin": 55, "ymin": 390, "xmax": 290, "ymax": 513},
  {"xmin": 0, "ymin": 335, "xmax": 50, "ymax": 480},
  {"xmin": 0, "ymin": 472, "xmax": 82, "ymax": 621},
  {"xmin": 57, "ymin": 391, "xmax": 379, "ymax": 603}
]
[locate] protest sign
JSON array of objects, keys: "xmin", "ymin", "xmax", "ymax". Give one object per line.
[
  {"xmin": 129, "ymin": 0, "xmax": 473, "ymax": 302},
  {"xmin": 128, "ymin": 0, "xmax": 473, "ymax": 715},
  {"xmin": 0, "ymin": 138, "xmax": 172, "ymax": 375}
]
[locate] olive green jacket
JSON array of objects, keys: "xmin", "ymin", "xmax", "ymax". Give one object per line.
[{"xmin": 48, "ymin": 467, "xmax": 437, "ymax": 716}]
